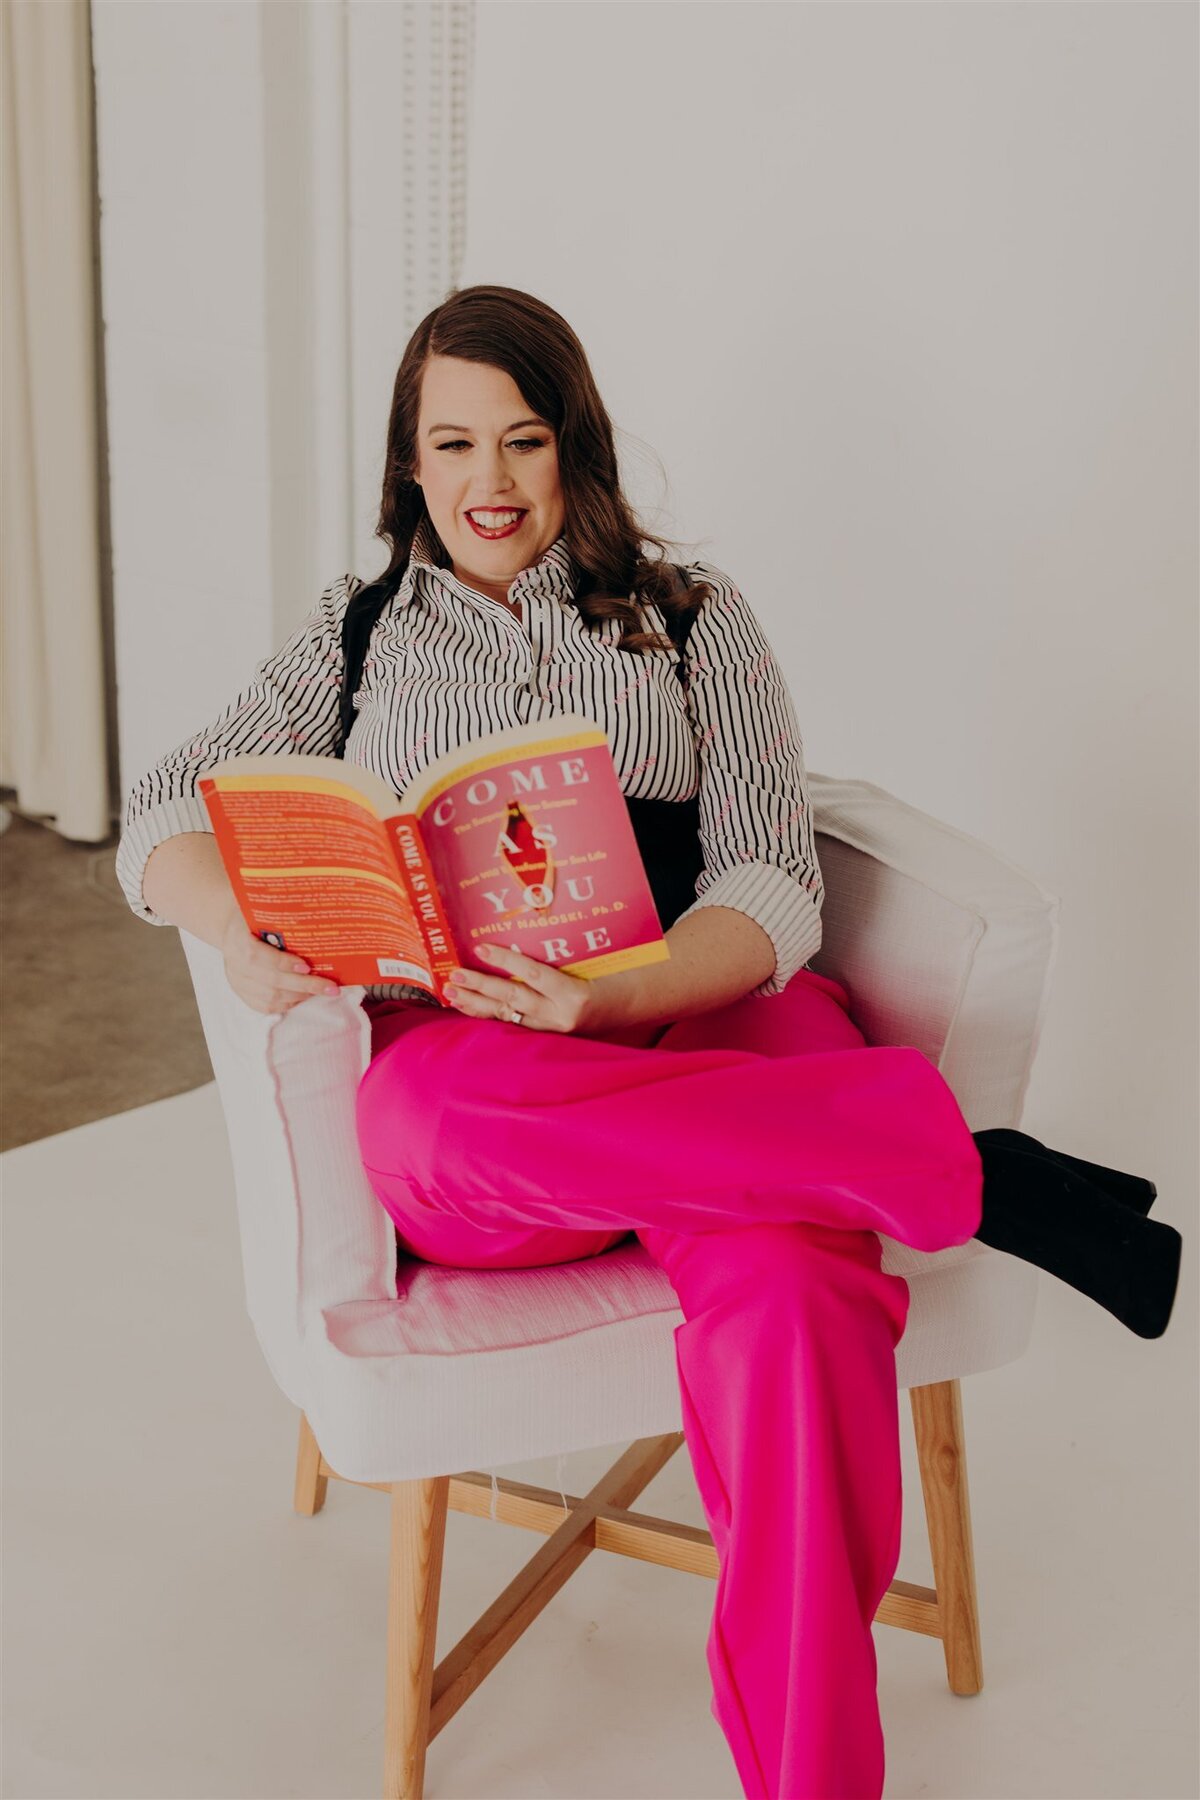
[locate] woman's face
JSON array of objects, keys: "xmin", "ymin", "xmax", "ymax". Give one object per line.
[{"xmin": 411, "ymin": 355, "xmax": 566, "ymax": 605}]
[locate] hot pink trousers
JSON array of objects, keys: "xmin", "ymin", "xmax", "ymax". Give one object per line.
[{"xmin": 355, "ymin": 968, "xmax": 984, "ymax": 1800}]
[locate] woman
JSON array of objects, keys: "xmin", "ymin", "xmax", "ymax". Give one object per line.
[{"xmin": 118, "ymin": 285, "xmax": 1180, "ymax": 1800}]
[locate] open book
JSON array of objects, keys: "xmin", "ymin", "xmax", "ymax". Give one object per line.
[{"xmin": 197, "ymin": 713, "xmax": 671, "ymax": 1003}]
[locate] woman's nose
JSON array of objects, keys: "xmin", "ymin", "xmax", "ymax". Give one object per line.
[{"xmin": 471, "ymin": 450, "xmax": 517, "ymax": 491}]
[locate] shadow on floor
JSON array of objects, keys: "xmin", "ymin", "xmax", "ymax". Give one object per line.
[{"xmin": 0, "ymin": 797, "xmax": 212, "ymax": 1150}]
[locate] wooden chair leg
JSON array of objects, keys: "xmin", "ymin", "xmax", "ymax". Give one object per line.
[
  {"xmin": 385, "ymin": 1476, "xmax": 450, "ymax": 1800},
  {"xmin": 294, "ymin": 1412, "xmax": 328, "ymax": 1516},
  {"xmin": 909, "ymin": 1377, "xmax": 984, "ymax": 1695}
]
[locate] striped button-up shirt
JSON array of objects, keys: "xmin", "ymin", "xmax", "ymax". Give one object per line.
[{"xmin": 116, "ymin": 522, "xmax": 824, "ymax": 1005}]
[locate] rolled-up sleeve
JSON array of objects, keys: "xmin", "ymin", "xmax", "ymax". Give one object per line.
[
  {"xmin": 115, "ymin": 575, "xmax": 352, "ymax": 925},
  {"xmin": 672, "ymin": 564, "xmax": 824, "ymax": 996}
]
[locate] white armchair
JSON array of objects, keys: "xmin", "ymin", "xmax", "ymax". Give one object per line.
[{"xmin": 178, "ymin": 771, "xmax": 1059, "ymax": 1800}]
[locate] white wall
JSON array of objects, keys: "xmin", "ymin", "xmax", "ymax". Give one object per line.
[
  {"xmin": 95, "ymin": 0, "xmax": 273, "ymax": 785},
  {"xmin": 98, "ymin": 1, "xmax": 1196, "ymax": 1190},
  {"xmin": 93, "ymin": 0, "xmax": 358, "ymax": 795},
  {"xmin": 462, "ymin": 1, "xmax": 1197, "ymax": 1184}
]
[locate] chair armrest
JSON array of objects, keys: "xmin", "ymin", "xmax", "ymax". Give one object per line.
[
  {"xmin": 808, "ymin": 772, "xmax": 1061, "ymax": 1129},
  {"xmin": 178, "ymin": 931, "xmax": 394, "ymax": 1401}
]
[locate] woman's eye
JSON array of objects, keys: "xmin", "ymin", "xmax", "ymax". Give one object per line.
[{"xmin": 436, "ymin": 439, "xmax": 546, "ymax": 453}]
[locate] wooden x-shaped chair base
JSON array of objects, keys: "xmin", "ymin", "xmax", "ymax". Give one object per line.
[{"xmin": 293, "ymin": 1377, "xmax": 982, "ymax": 1800}]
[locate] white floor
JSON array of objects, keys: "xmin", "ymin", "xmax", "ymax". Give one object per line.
[{"xmin": 3, "ymin": 1082, "xmax": 1197, "ymax": 1800}]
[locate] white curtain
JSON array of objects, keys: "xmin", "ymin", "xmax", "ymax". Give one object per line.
[{"xmin": 0, "ymin": 0, "xmax": 112, "ymax": 843}]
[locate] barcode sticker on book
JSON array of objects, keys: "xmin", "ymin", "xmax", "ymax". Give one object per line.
[{"xmin": 376, "ymin": 959, "xmax": 427, "ymax": 981}]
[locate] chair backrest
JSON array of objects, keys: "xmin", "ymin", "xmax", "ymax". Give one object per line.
[
  {"xmin": 806, "ymin": 772, "xmax": 1060, "ymax": 1130},
  {"xmin": 179, "ymin": 772, "xmax": 1059, "ymax": 1399}
]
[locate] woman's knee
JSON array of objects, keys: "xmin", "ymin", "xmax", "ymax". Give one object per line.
[
  {"xmin": 772, "ymin": 969, "xmax": 868, "ymax": 1053},
  {"xmin": 356, "ymin": 1011, "xmax": 554, "ymax": 1181},
  {"xmin": 355, "ymin": 1015, "xmax": 456, "ymax": 1177},
  {"xmin": 656, "ymin": 967, "xmax": 867, "ymax": 1059}
]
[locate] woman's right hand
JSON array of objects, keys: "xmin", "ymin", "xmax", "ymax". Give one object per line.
[{"xmin": 219, "ymin": 916, "xmax": 341, "ymax": 1014}]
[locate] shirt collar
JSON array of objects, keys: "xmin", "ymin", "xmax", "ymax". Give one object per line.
[{"xmin": 390, "ymin": 516, "xmax": 578, "ymax": 611}]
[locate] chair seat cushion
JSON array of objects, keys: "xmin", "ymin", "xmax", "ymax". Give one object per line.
[{"xmin": 313, "ymin": 1233, "xmax": 1036, "ymax": 1484}]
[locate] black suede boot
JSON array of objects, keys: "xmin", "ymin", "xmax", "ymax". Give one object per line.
[
  {"xmin": 970, "ymin": 1134, "xmax": 1182, "ymax": 1339},
  {"xmin": 974, "ymin": 1126, "xmax": 1157, "ymax": 1217}
]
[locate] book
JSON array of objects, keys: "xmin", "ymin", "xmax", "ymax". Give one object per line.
[{"xmin": 197, "ymin": 712, "xmax": 672, "ymax": 1002}]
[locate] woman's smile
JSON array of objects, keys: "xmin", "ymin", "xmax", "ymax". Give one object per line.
[{"xmin": 465, "ymin": 508, "xmax": 528, "ymax": 540}]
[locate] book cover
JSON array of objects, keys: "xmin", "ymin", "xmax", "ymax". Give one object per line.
[{"xmin": 197, "ymin": 712, "xmax": 672, "ymax": 1001}]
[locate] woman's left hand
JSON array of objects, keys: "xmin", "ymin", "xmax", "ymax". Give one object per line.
[{"xmin": 443, "ymin": 942, "xmax": 598, "ymax": 1034}]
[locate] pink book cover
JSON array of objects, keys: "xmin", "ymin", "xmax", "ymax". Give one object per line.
[{"xmin": 389, "ymin": 714, "xmax": 671, "ymax": 997}]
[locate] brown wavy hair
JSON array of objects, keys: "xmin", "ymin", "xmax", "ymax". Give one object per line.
[{"xmin": 338, "ymin": 284, "xmax": 714, "ymax": 745}]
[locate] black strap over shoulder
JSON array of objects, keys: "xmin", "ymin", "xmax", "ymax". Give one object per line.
[
  {"xmin": 337, "ymin": 570, "xmax": 396, "ymax": 756},
  {"xmin": 623, "ymin": 562, "xmax": 706, "ymax": 928}
]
